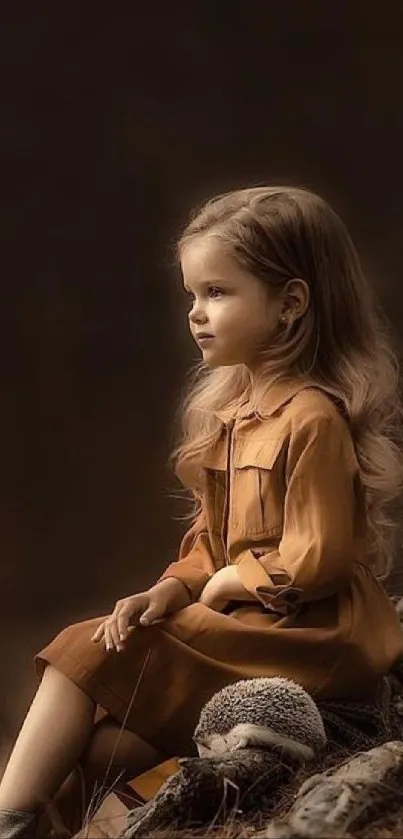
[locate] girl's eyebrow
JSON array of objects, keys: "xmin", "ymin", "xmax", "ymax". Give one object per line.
[{"xmin": 183, "ymin": 278, "xmax": 227, "ymax": 292}]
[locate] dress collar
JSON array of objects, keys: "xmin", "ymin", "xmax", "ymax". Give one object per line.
[{"xmin": 213, "ymin": 376, "xmax": 324, "ymax": 424}]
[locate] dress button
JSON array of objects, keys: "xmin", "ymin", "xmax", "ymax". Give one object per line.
[{"xmin": 284, "ymin": 589, "xmax": 300, "ymax": 603}]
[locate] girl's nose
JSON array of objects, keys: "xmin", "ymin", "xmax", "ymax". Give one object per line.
[{"xmin": 189, "ymin": 306, "xmax": 207, "ymax": 325}]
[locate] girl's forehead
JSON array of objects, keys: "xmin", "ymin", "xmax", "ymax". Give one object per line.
[{"xmin": 181, "ymin": 239, "xmax": 241, "ymax": 282}]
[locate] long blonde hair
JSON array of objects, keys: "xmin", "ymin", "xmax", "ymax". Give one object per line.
[{"xmin": 167, "ymin": 185, "xmax": 403, "ymax": 580}]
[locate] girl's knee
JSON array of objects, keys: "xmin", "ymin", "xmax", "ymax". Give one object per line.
[
  {"xmin": 80, "ymin": 716, "xmax": 133, "ymax": 784},
  {"xmin": 80, "ymin": 716, "xmax": 167, "ymax": 785}
]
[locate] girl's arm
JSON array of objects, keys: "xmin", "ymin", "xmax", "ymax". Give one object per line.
[
  {"xmin": 198, "ymin": 565, "xmax": 257, "ymax": 609},
  {"xmin": 155, "ymin": 503, "xmax": 216, "ymax": 602},
  {"xmin": 235, "ymin": 413, "xmax": 359, "ymax": 615}
]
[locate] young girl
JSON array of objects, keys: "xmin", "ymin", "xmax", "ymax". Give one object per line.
[{"xmin": 1, "ymin": 185, "xmax": 403, "ymax": 838}]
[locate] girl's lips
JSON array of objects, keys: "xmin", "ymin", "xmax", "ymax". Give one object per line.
[{"xmin": 197, "ymin": 336, "xmax": 215, "ymax": 346}]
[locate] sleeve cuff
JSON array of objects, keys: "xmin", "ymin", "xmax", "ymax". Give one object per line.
[
  {"xmin": 156, "ymin": 566, "xmax": 211, "ymax": 602},
  {"xmin": 237, "ymin": 550, "xmax": 303, "ymax": 614}
]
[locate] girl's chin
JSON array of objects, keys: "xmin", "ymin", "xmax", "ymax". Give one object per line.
[
  {"xmin": 200, "ymin": 348, "xmax": 220, "ymax": 367},
  {"xmin": 201, "ymin": 349, "xmax": 238, "ymax": 368}
]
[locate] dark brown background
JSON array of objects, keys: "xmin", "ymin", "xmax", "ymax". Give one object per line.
[{"xmin": 1, "ymin": 3, "xmax": 403, "ymax": 759}]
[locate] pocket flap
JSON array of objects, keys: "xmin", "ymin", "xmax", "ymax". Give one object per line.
[
  {"xmin": 199, "ymin": 448, "xmax": 227, "ymax": 471},
  {"xmin": 233, "ymin": 438, "xmax": 284, "ymax": 470}
]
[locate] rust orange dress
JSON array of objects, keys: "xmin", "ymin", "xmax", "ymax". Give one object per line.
[{"xmin": 34, "ymin": 377, "xmax": 403, "ymax": 757}]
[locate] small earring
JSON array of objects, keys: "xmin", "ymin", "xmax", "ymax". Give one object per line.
[{"xmin": 280, "ymin": 308, "xmax": 300, "ymax": 325}]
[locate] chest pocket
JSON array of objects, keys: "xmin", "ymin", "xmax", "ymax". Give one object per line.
[{"xmin": 231, "ymin": 438, "xmax": 286, "ymax": 537}]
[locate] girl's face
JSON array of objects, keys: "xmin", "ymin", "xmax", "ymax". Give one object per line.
[{"xmin": 181, "ymin": 237, "xmax": 283, "ymax": 369}]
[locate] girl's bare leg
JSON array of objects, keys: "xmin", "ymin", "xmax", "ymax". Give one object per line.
[
  {"xmin": 38, "ymin": 716, "xmax": 168, "ymax": 836},
  {"xmin": 0, "ymin": 662, "xmax": 167, "ymax": 834},
  {"xmin": 0, "ymin": 665, "xmax": 96, "ymax": 813}
]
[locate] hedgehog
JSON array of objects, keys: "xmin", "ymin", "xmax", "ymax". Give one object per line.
[
  {"xmin": 193, "ymin": 676, "xmax": 327, "ymax": 762},
  {"xmin": 121, "ymin": 678, "xmax": 328, "ymax": 837}
]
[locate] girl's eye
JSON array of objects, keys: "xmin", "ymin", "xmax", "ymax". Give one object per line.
[
  {"xmin": 184, "ymin": 286, "xmax": 224, "ymax": 304},
  {"xmin": 209, "ymin": 286, "xmax": 224, "ymax": 298}
]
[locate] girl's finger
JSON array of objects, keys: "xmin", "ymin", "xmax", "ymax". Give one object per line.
[
  {"xmin": 91, "ymin": 622, "xmax": 106, "ymax": 642},
  {"xmin": 117, "ymin": 610, "xmax": 131, "ymax": 641},
  {"xmin": 102, "ymin": 615, "xmax": 121, "ymax": 651},
  {"xmin": 108, "ymin": 620, "xmax": 123, "ymax": 651},
  {"xmin": 104, "ymin": 625, "xmax": 114, "ymax": 652}
]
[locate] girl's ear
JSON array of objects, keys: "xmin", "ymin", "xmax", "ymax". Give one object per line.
[{"xmin": 280, "ymin": 278, "xmax": 310, "ymax": 320}]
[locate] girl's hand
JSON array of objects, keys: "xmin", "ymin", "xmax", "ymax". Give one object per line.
[
  {"xmin": 199, "ymin": 566, "xmax": 256, "ymax": 611},
  {"xmin": 198, "ymin": 578, "xmax": 230, "ymax": 611},
  {"xmin": 91, "ymin": 586, "xmax": 171, "ymax": 652},
  {"xmin": 199, "ymin": 569, "xmax": 231, "ymax": 612},
  {"xmin": 90, "ymin": 578, "xmax": 192, "ymax": 652}
]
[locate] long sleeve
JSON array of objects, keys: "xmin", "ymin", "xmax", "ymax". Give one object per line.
[
  {"xmin": 156, "ymin": 503, "xmax": 216, "ymax": 602},
  {"xmin": 236, "ymin": 414, "xmax": 360, "ymax": 613}
]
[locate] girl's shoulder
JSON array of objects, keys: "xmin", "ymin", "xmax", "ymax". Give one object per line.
[
  {"xmin": 257, "ymin": 376, "xmax": 348, "ymax": 428},
  {"xmin": 287, "ymin": 384, "xmax": 348, "ymax": 426},
  {"xmin": 253, "ymin": 380, "xmax": 356, "ymax": 463}
]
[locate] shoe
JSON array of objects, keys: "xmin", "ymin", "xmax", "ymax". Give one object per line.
[{"xmin": 0, "ymin": 808, "xmax": 37, "ymax": 838}]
